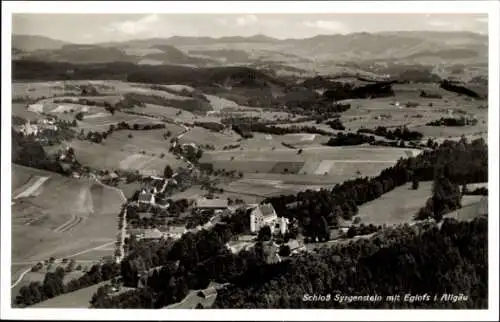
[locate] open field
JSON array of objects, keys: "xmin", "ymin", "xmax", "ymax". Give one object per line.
[
  {"xmin": 202, "ymin": 145, "xmax": 418, "ymax": 178},
  {"xmin": 77, "ymin": 112, "xmax": 154, "ymax": 131},
  {"xmin": 165, "ymin": 283, "xmax": 223, "ymax": 309},
  {"xmin": 62, "ymin": 127, "xmax": 187, "ymax": 175},
  {"xmin": 130, "ymin": 104, "xmax": 199, "ymax": 123},
  {"xmin": 356, "ymin": 181, "xmax": 434, "ymax": 226},
  {"xmin": 412, "ymin": 124, "xmax": 487, "ymax": 139},
  {"xmin": 30, "ymin": 281, "xmax": 110, "ymax": 308},
  {"xmin": 169, "ymin": 186, "xmax": 206, "ymax": 201},
  {"xmin": 444, "ymin": 197, "xmax": 488, "ymax": 221},
  {"xmin": 11, "ymin": 165, "xmax": 123, "ymax": 274},
  {"xmin": 336, "ymin": 83, "xmax": 487, "ymax": 136},
  {"xmin": 11, "ymin": 261, "xmax": 90, "ymax": 302},
  {"xmin": 238, "ymin": 132, "xmax": 330, "ymax": 150},
  {"xmin": 12, "ymin": 103, "xmax": 41, "ymax": 122},
  {"xmin": 356, "ymin": 182, "xmax": 488, "ymax": 226},
  {"xmin": 204, "ymin": 145, "xmax": 419, "ymax": 162},
  {"xmin": 178, "ymin": 126, "xmax": 240, "ymax": 148},
  {"xmin": 13, "ymin": 82, "xmax": 79, "ymax": 100},
  {"xmin": 218, "ymin": 172, "xmax": 366, "ymax": 199}
]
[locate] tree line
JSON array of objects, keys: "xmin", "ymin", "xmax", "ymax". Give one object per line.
[
  {"xmin": 214, "ymin": 216, "xmax": 487, "ymax": 308},
  {"xmin": 325, "ymin": 119, "xmax": 346, "ymax": 131},
  {"xmin": 326, "ymin": 132, "xmax": 376, "ymax": 146},
  {"xmin": 90, "ymin": 209, "xmax": 258, "ymax": 308},
  {"xmin": 232, "ymin": 122, "xmax": 331, "ymax": 139},
  {"xmin": 426, "ymin": 117, "xmax": 478, "ymax": 127},
  {"xmin": 358, "ymin": 126, "xmax": 423, "ymax": 141},
  {"xmin": 15, "ymin": 261, "xmax": 120, "ymax": 307},
  {"xmin": 76, "ymin": 121, "xmax": 166, "ymax": 144}
]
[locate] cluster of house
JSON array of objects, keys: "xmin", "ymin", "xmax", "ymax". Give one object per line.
[
  {"xmin": 18, "ymin": 118, "xmax": 58, "ymax": 137},
  {"xmin": 130, "ymin": 226, "xmax": 188, "ymax": 241},
  {"xmin": 137, "ymin": 176, "xmax": 178, "ymax": 209}
]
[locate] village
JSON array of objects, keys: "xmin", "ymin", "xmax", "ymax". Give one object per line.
[{"xmin": 119, "ymin": 170, "xmax": 309, "ymax": 260}]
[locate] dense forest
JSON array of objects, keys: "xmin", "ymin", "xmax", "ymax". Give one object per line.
[
  {"xmin": 214, "ymin": 217, "xmax": 488, "ymax": 308},
  {"xmin": 231, "ymin": 121, "xmax": 331, "ymax": 139},
  {"xmin": 426, "ymin": 117, "xmax": 478, "ymax": 127},
  {"xmin": 357, "ymin": 126, "xmax": 424, "ymax": 141},
  {"xmin": 88, "ymin": 138, "xmax": 487, "ymax": 309},
  {"xmin": 90, "ymin": 209, "xmax": 263, "ymax": 308},
  {"xmin": 440, "ymin": 80, "xmax": 484, "ymax": 99},
  {"xmin": 326, "ymin": 132, "xmax": 376, "ymax": 146},
  {"xmin": 322, "ymin": 81, "xmax": 396, "ymax": 101},
  {"xmin": 325, "ymin": 119, "xmax": 346, "ymax": 131},
  {"xmin": 12, "ymin": 129, "xmax": 70, "ymax": 174}
]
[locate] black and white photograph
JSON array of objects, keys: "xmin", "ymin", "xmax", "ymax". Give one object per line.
[{"xmin": 1, "ymin": 1, "xmax": 499, "ymax": 321}]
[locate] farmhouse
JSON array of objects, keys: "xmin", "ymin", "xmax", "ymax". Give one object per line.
[
  {"xmin": 37, "ymin": 117, "xmax": 55, "ymax": 125},
  {"xmin": 138, "ymin": 212, "xmax": 153, "ymax": 220},
  {"xmin": 20, "ymin": 120, "xmax": 39, "ymax": 136},
  {"xmin": 142, "ymin": 228, "xmax": 163, "ymax": 240},
  {"xmin": 250, "ymin": 203, "xmax": 288, "ymax": 235},
  {"xmin": 138, "ymin": 190, "xmax": 155, "ymax": 205},
  {"xmin": 287, "ymin": 240, "xmax": 306, "ymax": 255},
  {"xmin": 182, "ymin": 143, "xmax": 198, "ymax": 150},
  {"xmin": 155, "ymin": 197, "xmax": 170, "ymax": 209},
  {"xmin": 164, "ymin": 225, "xmax": 187, "ymax": 239},
  {"xmin": 109, "ymin": 172, "xmax": 119, "ymax": 180},
  {"xmin": 195, "ymin": 198, "xmax": 229, "ymax": 211},
  {"xmin": 27, "ymin": 103, "xmax": 44, "ymax": 113}
]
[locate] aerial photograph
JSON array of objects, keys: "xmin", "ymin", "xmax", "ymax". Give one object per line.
[{"xmin": 3, "ymin": 4, "xmax": 495, "ymax": 317}]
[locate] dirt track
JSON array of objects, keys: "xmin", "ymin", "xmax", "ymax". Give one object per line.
[{"xmin": 13, "ymin": 176, "xmax": 50, "ymax": 199}]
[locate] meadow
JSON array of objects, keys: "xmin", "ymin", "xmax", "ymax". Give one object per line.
[
  {"xmin": 11, "ymin": 165, "xmax": 123, "ymax": 279},
  {"xmin": 64, "ymin": 127, "xmax": 187, "ymax": 175},
  {"xmin": 30, "ymin": 281, "xmax": 110, "ymax": 308}
]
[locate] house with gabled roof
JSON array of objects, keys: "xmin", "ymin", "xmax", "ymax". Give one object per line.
[
  {"xmin": 250, "ymin": 203, "xmax": 288, "ymax": 234},
  {"xmin": 194, "ymin": 198, "xmax": 229, "ymax": 211},
  {"xmin": 138, "ymin": 190, "xmax": 155, "ymax": 205},
  {"xmin": 142, "ymin": 228, "xmax": 163, "ymax": 240}
]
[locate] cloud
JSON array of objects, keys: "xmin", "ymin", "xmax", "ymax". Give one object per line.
[
  {"xmin": 427, "ymin": 20, "xmax": 452, "ymax": 27},
  {"xmin": 302, "ymin": 20, "xmax": 348, "ymax": 33},
  {"xmin": 103, "ymin": 14, "xmax": 160, "ymax": 36},
  {"xmin": 215, "ymin": 18, "xmax": 229, "ymax": 26},
  {"xmin": 235, "ymin": 14, "xmax": 258, "ymax": 26},
  {"xmin": 475, "ymin": 17, "xmax": 488, "ymax": 24}
]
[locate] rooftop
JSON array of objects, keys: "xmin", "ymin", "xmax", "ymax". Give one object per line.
[
  {"xmin": 195, "ymin": 198, "xmax": 228, "ymax": 209},
  {"xmin": 167, "ymin": 225, "xmax": 187, "ymax": 234},
  {"xmin": 143, "ymin": 228, "xmax": 163, "ymax": 239},
  {"xmin": 138, "ymin": 192, "xmax": 154, "ymax": 202}
]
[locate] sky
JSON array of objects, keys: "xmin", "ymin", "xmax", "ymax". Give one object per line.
[{"xmin": 12, "ymin": 13, "xmax": 488, "ymax": 44}]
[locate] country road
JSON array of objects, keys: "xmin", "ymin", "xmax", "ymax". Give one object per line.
[{"xmin": 11, "ymin": 241, "xmax": 115, "ymax": 289}]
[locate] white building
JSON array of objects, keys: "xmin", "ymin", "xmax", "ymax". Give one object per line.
[
  {"xmin": 250, "ymin": 203, "xmax": 288, "ymax": 235},
  {"xmin": 164, "ymin": 226, "xmax": 187, "ymax": 240},
  {"xmin": 27, "ymin": 103, "xmax": 44, "ymax": 113},
  {"xmin": 138, "ymin": 190, "xmax": 155, "ymax": 205},
  {"xmin": 20, "ymin": 121, "xmax": 39, "ymax": 136}
]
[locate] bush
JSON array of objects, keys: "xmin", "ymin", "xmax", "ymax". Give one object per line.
[
  {"xmin": 257, "ymin": 226, "xmax": 272, "ymax": 241},
  {"xmin": 279, "ymin": 245, "xmax": 291, "ymax": 257}
]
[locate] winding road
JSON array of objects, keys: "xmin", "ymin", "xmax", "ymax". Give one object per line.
[{"xmin": 11, "ymin": 240, "xmax": 115, "ymax": 289}]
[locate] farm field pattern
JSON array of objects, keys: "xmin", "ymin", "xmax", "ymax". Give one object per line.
[{"xmin": 9, "ymin": 30, "xmax": 489, "ymax": 312}]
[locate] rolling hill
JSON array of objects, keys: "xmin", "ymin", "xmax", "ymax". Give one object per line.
[
  {"xmin": 12, "ymin": 34, "xmax": 69, "ymax": 52},
  {"xmin": 13, "ymin": 31, "xmax": 487, "ymax": 69}
]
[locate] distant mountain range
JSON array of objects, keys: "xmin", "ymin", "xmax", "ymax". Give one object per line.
[{"xmin": 12, "ymin": 31, "xmax": 488, "ymax": 75}]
